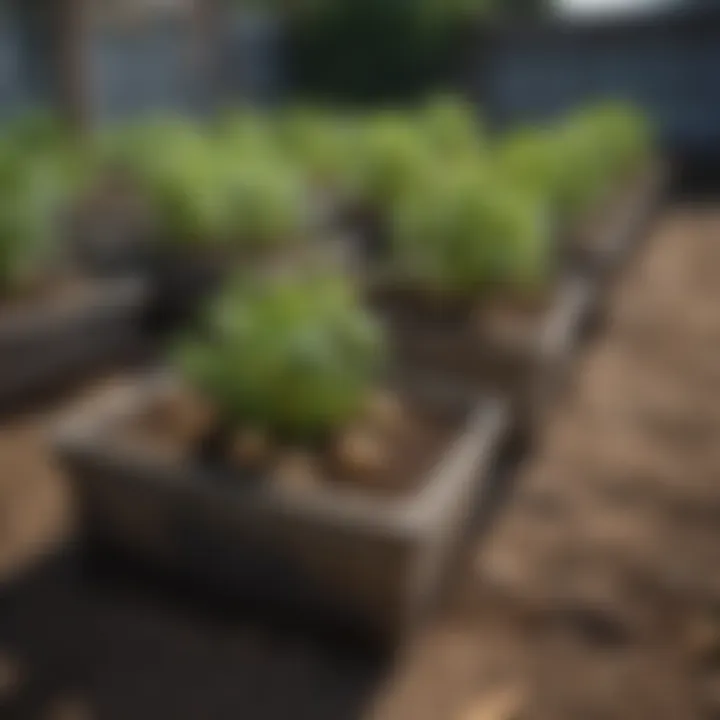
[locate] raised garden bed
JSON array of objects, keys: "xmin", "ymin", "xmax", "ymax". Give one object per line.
[
  {"xmin": 363, "ymin": 154, "xmax": 663, "ymax": 438},
  {"xmin": 0, "ymin": 277, "xmax": 149, "ymax": 408},
  {"xmin": 55, "ymin": 374, "xmax": 508, "ymax": 642},
  {"xmin": 568, "ymin": 162, "xmax": 666, "ymax": 281},
  {"xmin": 373, "ymin": 275, "xmax": 594, "ymax": 439},
  {"xmin": 0, "ymin": 119, "xmax": 154, "ymax": 410}
]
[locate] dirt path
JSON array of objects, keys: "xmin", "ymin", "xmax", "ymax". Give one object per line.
[
  {"xmin": 374, "ymin": 206, "xmax": 720, "ymax": 720},
  {"xmin": 0, "ymin": 376, "xmax": 129, "ymax": 581}
]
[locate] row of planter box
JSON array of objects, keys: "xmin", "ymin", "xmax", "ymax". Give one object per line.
[{"xmin": 8, "ymin": 165, "xmax": 665, "ymax": 646}]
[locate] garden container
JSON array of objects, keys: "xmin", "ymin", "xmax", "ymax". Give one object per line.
[
  {"xmin": 372, "ymin": 274, "xmax": 594, "ymax": 440},
  {"xmin": 0, "ymin": 277, "xmax": 149, "ymax": 409},
  {"xmin": 54, "ymin": 374, "xmax": 508, "ymax": 644}
]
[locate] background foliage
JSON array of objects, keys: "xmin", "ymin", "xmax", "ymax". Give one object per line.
[{"xmin": 278, "ymin": 0, "xmax": 547, "ymax": 104}]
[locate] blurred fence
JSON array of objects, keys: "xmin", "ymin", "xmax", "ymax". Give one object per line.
[
  {"xmin": 0, "ymin": 0, "xmax": 57, "ymax": 116},
  {"xmin": 0, "ymin": 3, "xmax": 23, "ymax": 114},
  {"xmin": 0, "ymin": 2, "xmax": 283, "ymax": 123},
  {"xmin": 89, "ymin": 8, "xmax": 282, "ymax": 123},
  {"xmin": 2, "ymin": 0, "xmax": 720, "ymax": 164},
  {"xmin": 477, "ymin": 7, "xmax": 720, "ymax": 162}
]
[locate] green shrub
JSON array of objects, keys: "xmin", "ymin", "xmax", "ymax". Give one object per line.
[
  {"xmin": 349, "ymin": 112, "xmax": 437, "ymax": 211},
  {"xmin": 565, "ymin": 103, "xmax": 652, "ymax": 185},
  {"xmin": 0, "ymin": 111, "xmax": 72, "ymax": 161},
  {"xmin": 175, "ymin": 271, "xmax": 385, "ymax": 442},
  {"xmin": 215, "ymin": 108, "xmax": 276, "ymax": 155},
  {"xmin": 391, "ymin": 165, "xmax": 552, "ymax": 293},
  {"xmin": 494, "ymin": 128, "xmax": 563, "ymax": 209},
  {"xmin": 101, "ymin": 118, "xmax": 226, "ymax": 246},
  {"xmin": 104, "ymin": 116, "xmax": 313, "ymax": 251},
  {"xmin": 0, "ymin": 162, "xmax": 68, "ymax": 293},
  {"xmin": 415, "ymin": 94, "xmax": 486, "ymax": 160},
  {"xmin": 496, "ymin": 103, "xmax": 652, "ymax": 226},
  {"xmin": 218, "ymin": 153, "xmax": 312, "ymax": 250},
  {"xmin": 0, "ymin": 111, "xmax": 101, "ymax": 294},
  {"xmin": 274, "ymin": 106, "xmax": 359, "ymax": 192}
]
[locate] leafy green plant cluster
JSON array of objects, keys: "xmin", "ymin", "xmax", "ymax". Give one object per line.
[
  {"xmin": 564, "ymin": 104, "xmax": 652, "ymax": 194},
  {"xmin": 103, "ymin": 117, "xmax": 312, "ymax": 251},
  {"xmin": 95, "ymin": 96, "xmax": 485, "ymax": 250},
  {"xmin": 0, "ymin": 112, "xmax": 86, "ymax": 294},
  {"xmin": 346, "ymin": 111, "xmax": 439, "ymax": 212},
  {"xmin": 378, "ymin": 100, "xmax": 652, "ymax": 294},
  {"xmin": 273, "ymin": 106, "xmax": 358, "ymax": 192},
  {"xmin": 282, "ymin": 97, "xmax": 486, "ymax": 215},
  {"xmin": 391, "ymin": 165, "xmax": 551, "ymax": 294},
  {"xmin": 175, "ymin": 271, "xmax": 385, "ymax": 441},
  {"xmin": 416, "ymin": 94, "xmax": 486, "ymax": 161},
  {"xmin": 495, "ymin": 103, "xmax": 652, "ymax": 225},
  {"xmin": 103, "ymin": 119, "xmax": 224, "ymax": 246}
]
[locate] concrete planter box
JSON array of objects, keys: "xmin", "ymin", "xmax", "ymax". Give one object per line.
[
  {"xmin": 54, "ymin": 375, "xmax": 508, "ymax": 643},
  {"xmin": 0, "ymin": 278, "xmax": 149, "ymax": 408}
]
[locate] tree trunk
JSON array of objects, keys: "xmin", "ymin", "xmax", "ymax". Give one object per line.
[{"xmin": 57, "ymin": 0, "xmax": 91, "ymax": 132}]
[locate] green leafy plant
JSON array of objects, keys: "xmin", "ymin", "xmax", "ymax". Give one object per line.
[
  {"xmin": 0, "ymin": 110, "xmax": 72, "ymax": 161},
  {"xmin": 415, "ymin": 94, "xmax": 486, "ymax": 160},
  {"xmin": 349, "ymin": 112, "xmax": 437, "ymax": 211},
  {"xmin": 495, "ymin": 128, "xmax": 562, "ymax": 206},
  {"xmin": 495, "ymin": 103, "xmax": 652, "ymax": 226},
  {"xmin": 565, "ymin": 103, "xmax": 652, "ymax": 186},
  {"xmin": 494, "ymin": 126, "xmax": 600, "ymax": 226},
  {"xmin": 218, "ymin": 153, "xmax": 312, "ymax": 250},
  {"xmin": 175, "ymin": 271, "xmax": 385, "ymax": 442},
  {"xmin": 0, "ymin": 110, "xmax": 101, "ymax": 294},
  {"xmin": 0, "ymin": 161, "xmax": 68, "ymax": 294},
  {"xmin": 215, "ymin": 108, "xmax": 280, "ymax": 162},
  {"xmin": 103, "ymin": 116, "xmax": 313, "ymax": 252},
  {"xmin": 100, "ymin": 118, "xmax": 227, "ymax": 246},
  {"xmin": 274, "ymin": 106, "xmax": 359, "ymax": 192},
  {"xmin": 391, "ymin": 165, "xmax": 552, "ymax": 293}
]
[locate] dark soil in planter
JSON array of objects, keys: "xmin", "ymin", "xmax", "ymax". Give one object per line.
[{"xmin": 118, "ymin": 385, "xmax": 462, "ymax": 498}]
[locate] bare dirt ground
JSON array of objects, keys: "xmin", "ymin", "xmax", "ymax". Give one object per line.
[
  {"xmin": 373, "ymin": 206, "xmax": 720, "ymax": 720},
  {"xmin": 3, "ymin": 206, "xmax": 720, "ymax": 719}
]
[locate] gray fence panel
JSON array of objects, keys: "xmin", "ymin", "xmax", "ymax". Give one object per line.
[
  {"xmin": 0, "ymin": 4, "xmax": 283, "ymax": 124},
  {"xmin": 89, "ymin": 9, "xmax": 282, "ymax": 124},
  {"xmin": 481, "ymin": 12, "xmax": 720, "ymax": 156},
  {"xmin": 0, "ymin": 9, "xmax": 23, "ymax": 114},
  {"xmin": 0, "ymin": 0, "xmax": 50, "ymax": 118},
  {"xmin": 218, "ymin": 10, "xmax": 283, "ymax": 107},
  {"xmin": 90, "ymin": 17, "xmax": 198, "ymax": 124}
]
